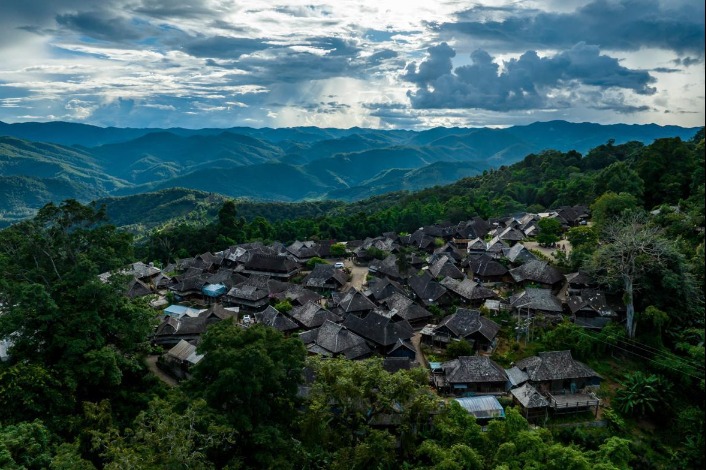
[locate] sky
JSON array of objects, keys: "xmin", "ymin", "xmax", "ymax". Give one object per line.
[{"xmin": 0, "ymin": 0, "xmax": 703, "ymax": 130}]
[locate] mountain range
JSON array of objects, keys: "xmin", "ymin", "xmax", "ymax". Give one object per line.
[{"xmin": 0, "ymin": 119, "xmax": 700, "ymax": 227}]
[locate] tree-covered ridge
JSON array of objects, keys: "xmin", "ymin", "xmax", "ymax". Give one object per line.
[
  {"xmin": 138, "ymin": 131, "xmax": 704, "ymax": 263},
  {"xmin": 0, "ymin": 120, "xmax": 699, "ymax": 227}
]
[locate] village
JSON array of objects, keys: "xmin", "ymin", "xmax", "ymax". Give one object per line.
[{"xmin": 106, "ymin": 204, "xmax": 611, "ymax": 426}]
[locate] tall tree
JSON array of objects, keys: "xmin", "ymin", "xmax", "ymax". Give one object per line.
[{"xmin": 588, "ymin": 213, "xmax": 676, "ymax": 338}]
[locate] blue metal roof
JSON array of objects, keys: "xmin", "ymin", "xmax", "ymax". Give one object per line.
[{"xmin": 454, "ymin": 396, "xmax": 505, "ymax": 419}]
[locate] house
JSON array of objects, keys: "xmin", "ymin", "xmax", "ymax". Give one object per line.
[
  {"xmin": 369, "ymin": 254, "xmax": 404, "ymax": 280},
  {"xmin": 298, "ymin": 320, "xmax": 373, "ymax": 360},
  {"xmin": 454, "ymin": 396, "xmax": 506, "ymax": 422},
  {"xmin": 158, "ymin": 339, "xmax": 204, "ymax": 380},
  {"xmin": 429, "ymin": 308, "xmax": 500, "ymax": 352},
  {"xmin": 409, "ymin": 271, "xmax": 449, "ymax": 306},
  {"xmin": 485, "ymin": 237, "xmax": 509, "ymax": 258},
  {"xmin": 497, "ymin": 226, "xmax": 525, "ymax": 245},
  {"xmin": 153, "ymin": 316, "xmax": 209, "ymax": 347},
  {"xmin": 509, "ymin": 260, "xmax": 565, "ymax": 292},
  {"xmin": 98, "ymin": 261, "xmax": 161, "ymax": 283},
  {"xmin": 126, "ymin": 278, "xmax": 153, "ymax": 298},
  {"xmin": 514, "ymin": 350, "xmax": 601, "ymax": 415},
  {"xmin": 379, "ymin": 292, "xmax": 433, "ymax": 327},
  {"xmin": 567, "ymin": 289, "xmax": 615, "ymax": 330},
  {"xmin": 566, "ymin": 271, "xmax": 597, "ymax": 295},
  {"xmin": 386, "ymin": 339, "xmax": 417, "ymax": 360},
  {"xmin": 466, "ymin": 254, "xmax": 509, "ymax": 283},
  {"xmin": 163, "ymin": 304, "xmax": 207, "ymax": 320},
  {"xmin": 199, "ymin": 303, "xmax": 238, "ymax": 324},
  {"xmin": 342, "ymin": 311, "xmax": 414, "ymax": 354},
  {"xmin": 242, "ymin": 253, "xmax": 301, "ymax": 279},
  {"xmin": 504, "ymin": 243, "xmax": 537, "ymax": 265},
  {"xmin": 515, "ymin": 350, "xmax": 601, "ymax": 394},
  {"xmin": 440, "ymin": 277, "xmax": 497, "ymax": 307},
  {"xmin": 225, "ymin": 283, "xmax": 270, "ymax": 310},
  {"xmin": 331, "ymin": 287, "xmax": 377, "ymax": 317},
  {"xmin": 466, "ymin": 237, "xmax": 488, "ymax": 256},
  {"xmin": 383, "ymin": 356, "xmax": 414, "ymax": 373},
  {"xmin": 366, "ymin": 277, "xmax": 407, "ymax": 303},
  {"xmin": 289, "ymin": 301, "xmax": 342, "ymax": 329},
  {"xmin": 254, "ymin": 305, "xmax": 299, "ymax": 334},
  {"xmin": 302, "ymin": 263, "xmax": 348, "ymax": 291},
  {"xmin": 510, "ymin": 383, "xmax": 549, "ymax": 422},
  {"xmin": 437, "ymin": 356, "xmax": 508, "ymax": 395},
  {"xmin": 429, "ymin": 255, "xmax": 465, "ymax": 280},
  {"xmin": 509, "ymin": 288, "xmax": 564, "ymax": 316}
]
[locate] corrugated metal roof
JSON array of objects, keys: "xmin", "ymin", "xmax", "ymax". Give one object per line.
[{"xmin": 454, "ymin": 396, "xmax": 505, "ymax": 419}]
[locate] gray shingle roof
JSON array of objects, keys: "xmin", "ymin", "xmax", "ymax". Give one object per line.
[
  {"xmin": 510, "ymin": 288, "xmax": 563, "ymax": 313},
  {"xmin": 515, "ymin": 350, "xmax": 600, "ymax": 382},
  {"xmin": 310, "ymin": 320, "xmax": 370, "ymax": 356},
  {"xmin": 302, "ymin": 263, "xmax": 347, "ymax": 288},
  {"xmin": 255, "ymin": 306, "xmax": 299, "ymax": 332},
  {"xmin": 511, "ymin": 383, "xmax": 549, "ymax": 409},
  {"xmin": 381, "ymin": 292, "xmax": 433, "ymax": 323},
  {"xmin": 435, "ymin": 308, "xmax": 500, "ymax": 342},
  {"xmin": 442, "ymin": 356, "xmax": 508, "ymax": 384},
  {"xmin": 342, "ymin": 312, "xmax": 414, "ymax": 347},
  {"xmin": 510, "ymin": 260, "xmax": 564, "ymax": 285},
  {"xmin": 467, "ymin": 254, "xmax": 508, "ymax": 277},
  {"xmin": 290, "ymin": 301, "xmax": 342, "ymax": 328}
]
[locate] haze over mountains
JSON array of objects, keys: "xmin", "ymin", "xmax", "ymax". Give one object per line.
[{"xmin": 0, "ymin": 119, "xmax": 699, "ymax": 227}]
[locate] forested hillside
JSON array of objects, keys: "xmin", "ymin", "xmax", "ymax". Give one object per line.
[
  {"xmin": 0, "ymin": 129, "xmax": 703, "ymax": 469},
  {"xmin": 0, "ymin": 120, "xmax": 699, "ymax": 226}
]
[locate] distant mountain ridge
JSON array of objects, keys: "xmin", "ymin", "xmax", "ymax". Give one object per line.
[{"xmin": 0, "ymin": 119, "xmax": 700, "ymax": 226}]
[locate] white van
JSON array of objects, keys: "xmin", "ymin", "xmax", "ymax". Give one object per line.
[{"xmin": 334, "ymin": 262, "xmax": 345, "ymax": 268}]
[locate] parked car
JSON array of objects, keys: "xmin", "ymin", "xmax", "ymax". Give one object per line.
[{"xmin": 334, "ymin": 262, "xmax": 345, "ymax": 268}]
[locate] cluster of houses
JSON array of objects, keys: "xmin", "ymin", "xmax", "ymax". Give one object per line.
[{"xmin": 103, "ymin": 205, "xmax": 612, "ymax": 422}]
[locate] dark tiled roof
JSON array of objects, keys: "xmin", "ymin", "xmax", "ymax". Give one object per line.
[
  {"xmin": 302, "ymin": 263, "xmax": 347, "ymax": 288},
  {"xmin": 409, "ymin": 271, "xmax": 447, "ymax": 303},
  {"xmin": 429, "ymin": 256, "xmax": 464, "ymax": 279},
  {"xmin": 342, "ymin": 311, "xmax": 414, "ymax": 347},
  {"xmin": 226, "ymin": 284, "xmax": 269, "ymax": 302},
  {"xmin": 311, "ymin": 320, "xmax": 370, "ymax": 355},
  {"xmin": 511, "ymin": 383, "xmax": 549, "ymax": 408},
  {"xmin": 337, "ymin": 288, "xmax": 377, "ymax": 313},
  {"xmin": 244, "ymin": 253, "xmax": 300, "ymax": 273},
  {"xmin": 381, "ymin": 292, "xmax": 433, "ymax": 323},
  {"xmin": 440, "ymin": 277, "xmax": 496, "ymax": 301},
  {"xmin": 510, "ymin": 288, "xmax": 563, "ymax": 313},
  {"xmin": 255, "ymin": 306, "xmax": 299, "ymax": 332},
  {"xmin": 505, "ymin": 244, "xmax": 537, "ymax": 264},
  {"xmin": 510, "ymin": 260, "xmax": 564, "ymax": 285},
  {"xmin": 515, "ymin": 350, "xmax": 600, "ymax": 382},
  {"xmin": 442, "ymin": 356, "xmax": 508, "ymax": 384},
  {"xmin": 290, "ymin": 301, "xmax": 342, "ymax": 328},
  {"xmin": 383, "ymin": 356, "xmax": 413, "ymax": 373},
  {"xmin": 435, "ymin": 308, "xmax": 500, "ymax": 342},
  {"xmin": 468, "ymin": 254, "xmax": 508, "ymax": 277},
  {"xmin": 369, "ymin": 254, "xmax": 402, "ymax": 279},
  {"xmin": 367, "ymin": 277, "xmax": 406, "ymax": 302}
]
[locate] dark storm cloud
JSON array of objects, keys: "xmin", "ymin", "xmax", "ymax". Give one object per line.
[
  {"xmin": 403, "ymin": 42, "xmax": 656, "ymax": 111},
  {"xmin": 182, "ymin": 36, "xmax": 271, "ymax": 59},
  {"xmin": 56, "ymin": 11, "xmax": 157, "ymax": 42},
  {"xmin": 133, "ymin": 0, "xmax": 214, "ymax": 19},
  {"xmin": 440, "ymin": 0, "xmax": 705, "ymax": 56},
  {"xmin": 206, "ymin": 37, "xmax": 365, "ymax": 83}
]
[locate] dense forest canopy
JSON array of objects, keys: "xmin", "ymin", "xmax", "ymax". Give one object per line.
[{"xmin": 0, "ymin": 130, "xmax": 703, "ymax": 468}]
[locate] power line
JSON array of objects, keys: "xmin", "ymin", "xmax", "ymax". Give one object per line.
[
  {"xmin": 571, "ymin": 328, "xmax": 705, "ymax": 382},
  {"xmin": 596, "ymin": 332, "xmax": 705, "ymax": 372}
]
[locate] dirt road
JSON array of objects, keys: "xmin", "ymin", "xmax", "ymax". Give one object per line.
[
  {"xmin": 344, "ymin": 260, "xmax": 369, "ymax": 291},
  {"xmin": 145, "ymin": 355, "xmax": 178, "ymax": 387},
  {"xmin": 523, "ymin": 240, "xmax": 572, "ymax": 259}
]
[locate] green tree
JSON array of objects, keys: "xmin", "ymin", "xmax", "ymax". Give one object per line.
[
  {"xmin": 446, "ymin": 340, "xmax": 473, "ymax": 358},
  {"xmin": 187, "ymin": 322, "xmax": 306, "ymax": 467},
  {"xmin": 587, "ymin": 213, "xmax": 676, "ymax": 338},
  {"xmin": 590, "ymin": 192, "xmax": 639, "ymax": 229},
  {"xmin": 537, "ymin": 217, "xmax": 562, "ymax": 246},
  {"xmin": 614, "ymin": 372, "xmax": 670, "ymax": 418}
]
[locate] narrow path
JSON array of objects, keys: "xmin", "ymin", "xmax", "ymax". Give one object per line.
[
  {"xmin": 145, "ymin": 354, "xmax": 178, "ymax": 387},
  {"xmin": 411, "ymin": 332, "xmax": 428, "ymax": 368}
]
